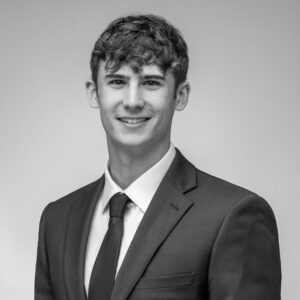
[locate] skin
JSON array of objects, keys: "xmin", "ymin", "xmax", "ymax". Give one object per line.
[{"xmin": 86, "ymin": 61, "xmax": 190, "ymax": 188}]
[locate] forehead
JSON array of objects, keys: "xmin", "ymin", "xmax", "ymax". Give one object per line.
[{"xmin": 98, "ymin": 61, "xmax": 165, "ymax": 77}]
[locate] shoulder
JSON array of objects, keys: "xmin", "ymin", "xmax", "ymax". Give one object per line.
[
  {"xmin": 195, "ymin": 168, "xmax": 257, "ymax": 201},
  {"xmin": 187, "ymin": 166, "xmax": 278, "ymax": 242},
  {"xmin": 40, "ymin": 177, "xmax": 103, "ymax": 223},
  {"xmin": 185, "ymin": 158, "xmax": 275, "ymax": 220},
  {"xmin": 171, "ymin": 148, "xmax": 273, "ymax": 214}
]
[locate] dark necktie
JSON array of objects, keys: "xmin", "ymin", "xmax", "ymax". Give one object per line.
[{"xmin": 88, "ymin": 192, "xmax": 130, "ymax": 300}]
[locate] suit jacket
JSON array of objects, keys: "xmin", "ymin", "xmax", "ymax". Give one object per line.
[{"xmin": 35, "ymin": 149, "xmax": 281, "ymax": 300}]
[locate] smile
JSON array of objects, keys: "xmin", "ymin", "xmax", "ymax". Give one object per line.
[{"xmin": 117, "ymin": 117, "xmax": 151, "ymax": 125}]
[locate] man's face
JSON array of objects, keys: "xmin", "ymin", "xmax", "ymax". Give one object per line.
[{"xmin": 87, "ymin": 62, "xmax": 189, "ymax": 152}]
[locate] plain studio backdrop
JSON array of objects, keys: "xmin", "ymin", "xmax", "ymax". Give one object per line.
[{"xmin": 0, "ymin": 0, "xmax": 299, "ymax": 299}]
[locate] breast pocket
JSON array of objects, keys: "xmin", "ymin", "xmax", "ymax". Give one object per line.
[{"xmin": 135, "ymin": 272, "xmax": 196, "ymax": 290}]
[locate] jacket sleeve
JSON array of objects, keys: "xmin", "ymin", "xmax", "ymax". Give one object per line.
[
  {"xmin": 34, "ymin": 203, "xmax": 55, "ymax": 300},
  {"xmin": 208, "ymin": 195, "xmax": 281, "ymax": 300}
]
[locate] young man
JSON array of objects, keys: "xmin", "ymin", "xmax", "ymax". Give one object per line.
[{"xmin": 35, "ymin": 15, "xmax": 281, "ymax": 300}]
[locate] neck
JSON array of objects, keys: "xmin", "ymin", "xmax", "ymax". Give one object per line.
[{"xmin": 107, "ymin": 140, "xmax": 171, "ymax": 189}]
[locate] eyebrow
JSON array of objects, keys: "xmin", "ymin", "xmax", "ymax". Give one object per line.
[
  {"xmin": 105, "ymin": 74, "xmax": 128, "ymax": 80},
  {"xmin": 104, "ymin": 74, "xmax": 165, "ymax": 80},
  {"xmin": 143, "ymin": 75, "xmax": 165, "ymax": 80}
]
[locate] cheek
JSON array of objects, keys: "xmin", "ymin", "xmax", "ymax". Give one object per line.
[
  {"xmin": 145, "ymin": 90, "xmax": 175, "ymax": 110},
  {"xmin": 98, "ymin": 101, "xmax": 115, "ymax": 130},
  {"xmin": 98, "ymin": 91, "xmax": 116, "ymax": 114},
  {"xmin": 158, "ymin": 96, "xmax": 176, "ymax": 117}
]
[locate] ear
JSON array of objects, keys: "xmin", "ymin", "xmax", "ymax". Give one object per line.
[
  {"xmin": 85, "ymin": 79, "xmax": 100, "ymax": 108},
  {"xmin": 175, "ymin": 81, "xmax": 190, "ymax": 111}
]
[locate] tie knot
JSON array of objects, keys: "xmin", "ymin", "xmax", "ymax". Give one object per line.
[{"xmin": 109, "ymin": 192, "xmax": 130, "ymax": 219}]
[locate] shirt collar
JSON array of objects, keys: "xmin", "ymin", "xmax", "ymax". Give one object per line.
[{"xmin": 101, "ymin": 144, "xmax": 176, "ymax": 213}]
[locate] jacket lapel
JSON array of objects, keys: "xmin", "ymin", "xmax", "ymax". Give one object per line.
[
  {"xmin": 111, "ymin": 149, "xmax": 197, "ymax": 300},
  {"xmin": 64, "ymin": 177, "xmax": 104, "ymax": 300}
]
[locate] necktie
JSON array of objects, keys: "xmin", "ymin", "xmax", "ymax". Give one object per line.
[{"xmin": 88, "ymin": 192, "xmax": 130, "ymax": 300}]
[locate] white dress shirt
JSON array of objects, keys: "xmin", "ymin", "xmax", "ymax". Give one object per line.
[{"xmin": 84, "ymin": 144, "xmax": 176, "ymax": 293}]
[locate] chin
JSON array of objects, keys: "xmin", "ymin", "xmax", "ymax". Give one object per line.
[{"xmin": 114, "ymin": 135, "xmax": 153, "ymax": 150}]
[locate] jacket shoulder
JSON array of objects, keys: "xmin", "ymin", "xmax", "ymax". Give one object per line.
[
  {"xmin": 43, "ymin": 178, "xmax": 103, "ymax": 221},
  {"xmin": 191, "ymin": 167, "xmax": 274, "ymax": 215},
  {"xmin": 196, "ymin": 169, "xmax": 258, "ymax": 198}
]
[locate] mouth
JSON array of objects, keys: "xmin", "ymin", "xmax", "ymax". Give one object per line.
[{"xmin": 116, "ymin": 117, "xmax": 151, "ymax": 125}]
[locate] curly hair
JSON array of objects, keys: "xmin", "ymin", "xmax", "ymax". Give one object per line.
[{"xmin": 90, "ymin": 14, "xmax": 189, "ymax": 89}]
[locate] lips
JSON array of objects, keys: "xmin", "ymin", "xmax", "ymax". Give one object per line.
[{"xmin": 117, "ymin": 117, "xmax": 151, "ymax": 124}]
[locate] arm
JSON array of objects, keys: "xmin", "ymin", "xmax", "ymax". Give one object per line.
[
  {"xmin": 34, "ymin": 203, "xmax": 55, "ymax": 300},
  {"xmin": 208, "ymin": 195, "xmax": 281, "ymax": 300}
]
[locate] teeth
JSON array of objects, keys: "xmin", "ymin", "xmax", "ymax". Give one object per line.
[{"xmin": 119, "ymin": 118, "xmax": 148, "ymax": 124}]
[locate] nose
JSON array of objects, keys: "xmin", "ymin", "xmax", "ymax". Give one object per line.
[{"xmin": 123, "ymin": 83, "xmax": 144, "ymax": 109}]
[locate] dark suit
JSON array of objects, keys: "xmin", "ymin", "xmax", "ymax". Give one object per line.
[{"xmin": 35, "ymin": 149, "xmax": 281, "ymax": 300}]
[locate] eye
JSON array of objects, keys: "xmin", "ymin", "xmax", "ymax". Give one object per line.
[
  {"xmin": 143, "ymin": 80, "xmax": 161, "ymax": 90},
  {"xmin": 109, "ymin": 79, "xmax": 126, "ymax": 88}
]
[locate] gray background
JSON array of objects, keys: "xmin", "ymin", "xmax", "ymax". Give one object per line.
[{"xmin": 1, "ymin": 0, "xmax": 299, "ymax": 299}]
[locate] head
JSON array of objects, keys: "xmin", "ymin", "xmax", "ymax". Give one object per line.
[
  {"xmin": 90, "ymin": 14, "xmax": 189, "ymax": 92},
  {"xmin": 86, "ymin": 14, "xmax": 190, "ymax": 157}
]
